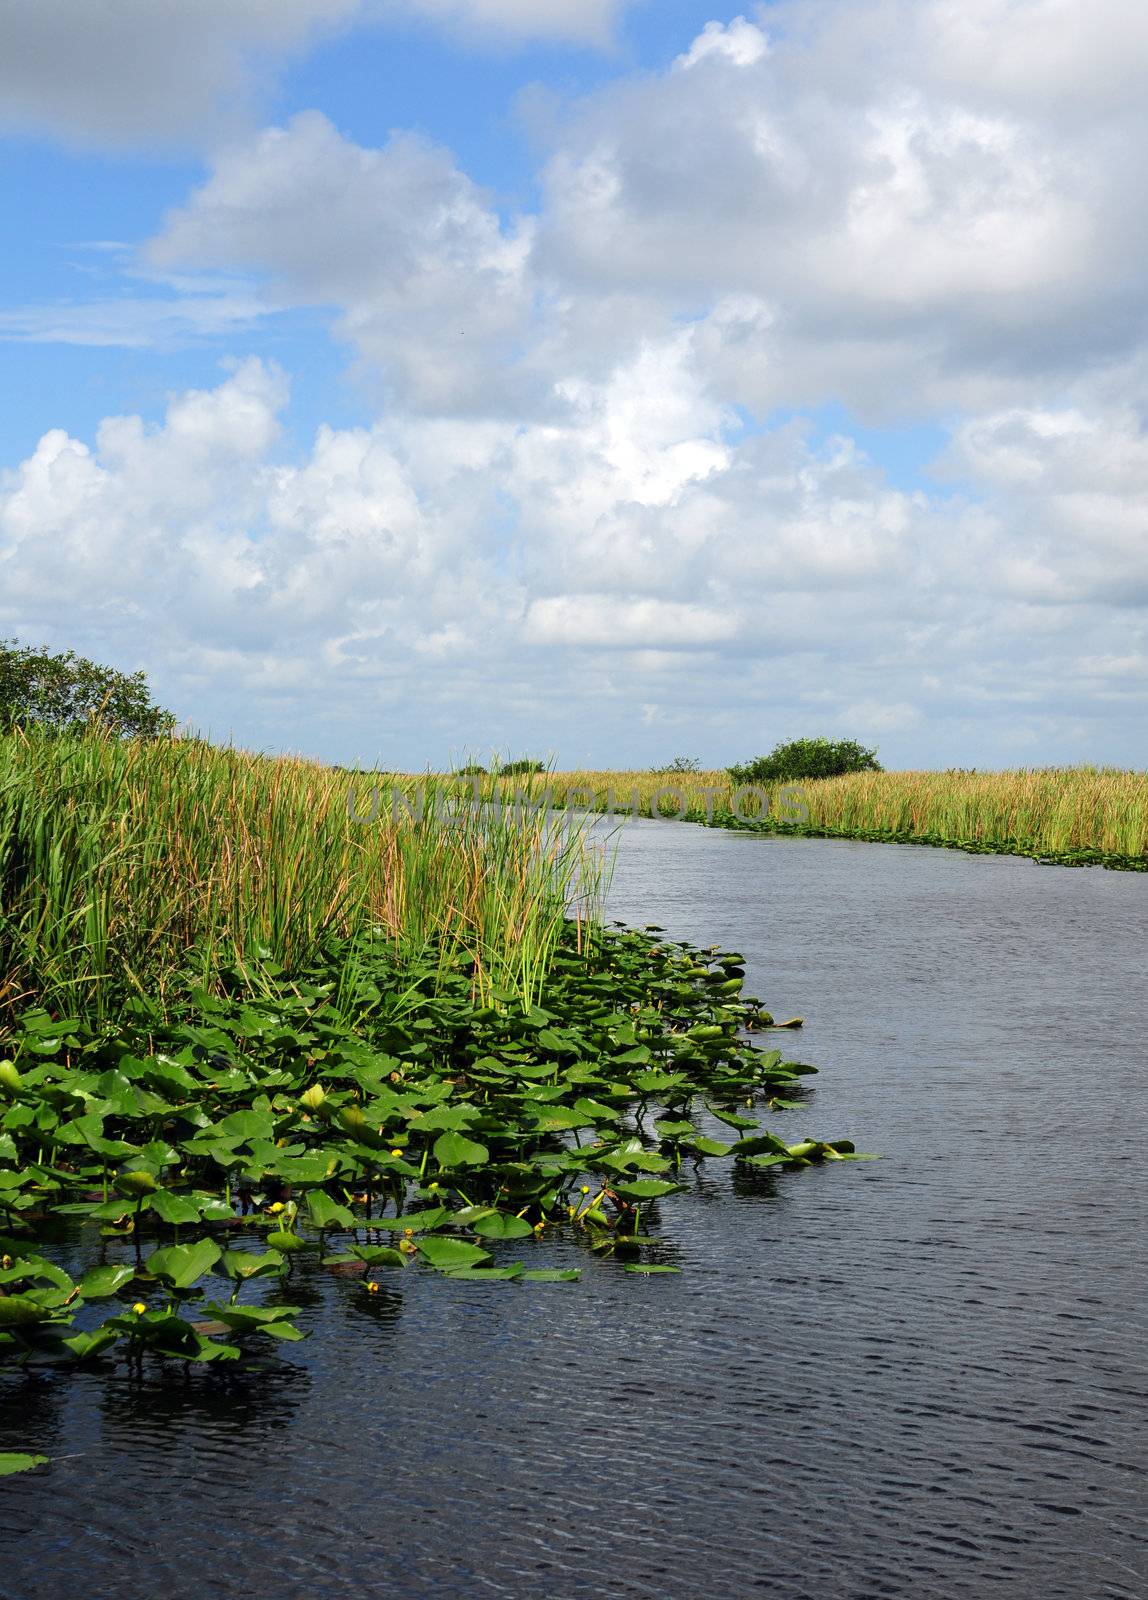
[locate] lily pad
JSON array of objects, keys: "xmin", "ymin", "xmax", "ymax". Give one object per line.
[
  {"xmin": 471, "ymin": 1211, "xmax": 534, "ymax": 1240},
  {"xmin": 416, "ymin": 1236, "xmax": 492, "ymax": 1272}
]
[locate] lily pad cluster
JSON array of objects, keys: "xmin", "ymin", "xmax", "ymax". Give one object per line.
[{"xmin": 0, "ymin": 922, "xmax": 869, "ymax": 1370}]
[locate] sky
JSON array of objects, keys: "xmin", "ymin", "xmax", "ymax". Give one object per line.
[{"xmin": 1, "ymin": 0, "xmax": 1146, "ymax": 771}]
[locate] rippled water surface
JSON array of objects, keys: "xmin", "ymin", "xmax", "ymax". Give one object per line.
[{"xmin": 3, "ymin": 824, "xmax": 1146, "ymax": 1599}]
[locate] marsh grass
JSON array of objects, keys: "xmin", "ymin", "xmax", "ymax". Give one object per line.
[
  {"xmin": 417, "ymin": 765, "xmax": 1148, "ymax": 865},
  {"xmin": 0, "ymin": 728, "xmax": 599, "ymax": 1019},
  {"xmin": 774, "ymin": 766, "xmax": 1148, "ymax": 858}
]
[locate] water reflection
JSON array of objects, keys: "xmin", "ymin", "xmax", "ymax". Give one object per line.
[{"xmin": 98, "ymin": 1359, "xmax": 307, "ymax": 1442}]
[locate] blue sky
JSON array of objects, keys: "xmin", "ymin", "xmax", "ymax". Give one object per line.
[
  {"xmin": 1, "ymin": 1, "xmax": 1145, "ymax": 769},
  {"xmin": 0, "ymin": 1, "xmax": 750, "ymax": 458}
]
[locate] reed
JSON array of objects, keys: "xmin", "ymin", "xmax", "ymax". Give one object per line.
[
  {"xmin": 0, "ymin": 728, "xmax": 599, "ymax": 1019},
  {"xmin": 772, "ymin": 766, "xmax": 1148, "ymax": 858},
  {"xmin": 418, "ymin": 765, "xmax": 1148, "ymax": 865}
]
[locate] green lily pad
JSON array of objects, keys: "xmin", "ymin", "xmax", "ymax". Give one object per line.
[
  {"xmin": 471, "ymin": 1211, "xmax": 534, "ymax": 1240},
  {"xmin": 443, "ymin": 1264, "xmax": 525, "ymax": 1281},
  {"xmin": 433, "ymin": 1131, "xmax": 489, "ymax": 1168},
  {"xmin": 148, "ymin": 1189, "xmax": 203, "ymax": 1227},
  {"xmin": 77, "ymin": 1263, "xmax": 136, "ymax": 1299},
  {"xmin": 416, "ymin": 1236, "xmax": 491, "ymax": 1272},
  {"xmin": 610, "ymin": 1179, "xmax": 686, "ymax": 1202},
  {"xmin": 146, "ymin": 1237, "xmax": 222, "ymax": 1288}
]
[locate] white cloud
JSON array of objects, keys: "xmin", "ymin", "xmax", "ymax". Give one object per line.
[
  {"xmin": 534, "ymin": 0, "xmax": 1148, "ymax": 414},
  {"xmin": 522, "ymin": 597, "xmax": 735, "ymax": 648},
  {"xmin": 1075, "ymin": 653, "xmax": 1148, "ymax": 680},
  {"xmin": 0, "ymin": 0, "xmax": 635, "ymax": 149},
  {"xmin": 150, "ymin": 113, "xmax": 535, "ymax": 412},
  {"xmin": 897, "ymin": 0, "xmax": 1148, "ymax": 111},
  {"xmin": 0, "ymin": 0, "xmax": 631, "ymax": 147},
  {"xmin": 839, "ymin": 699, "xmax": 922, "ymax": 733},
  {"xmin": 0, "ymin": 292, "xmax": 264, "ymax": 350},
  {"xmin": 0, "ymin": 360, "xmax": 287, "ymax": 625},
  {"xmin": 941, "ymin": 404, "xmax": 1148, "ymax": 606},
  {"xmin": 4, "ymin": 1, "xmax": 1148, "ymax": 763},
  {"xmin": 758, "ymin": 0, "xmax": 1148, "ymax": 117},
  {"xmin": 0, "ymin": 0, "xmax": 362, "ymax": 145},
  {"xmin": 2, "ymin": 354, "xmax": 1144, "ymax": 764},
  {"xmin": 674, "ymin": 17, "xmax": 769, "ymax": 71},
  {"xmin": 100, "ymin": 0, "xmax": 1148, "ymax": 422}
]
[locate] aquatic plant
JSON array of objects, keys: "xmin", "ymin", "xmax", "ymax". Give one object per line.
[
  {"xmin": 0, "ymin": 923, "xmax": 867, "ymax": 1372},
  {"xmin": 0, "ymin": 1452, "xmax": 48, "ymax": 1476}
]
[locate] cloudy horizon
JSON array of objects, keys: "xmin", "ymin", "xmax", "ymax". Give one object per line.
[{"xmin": 1, "ymin": 0, "xmax": 1145, "ymax": 770}]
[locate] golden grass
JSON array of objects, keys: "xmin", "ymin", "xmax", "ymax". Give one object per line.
[{"xmin": 422, "ymin": 766, "xmax": 1148, "ymax": 862}]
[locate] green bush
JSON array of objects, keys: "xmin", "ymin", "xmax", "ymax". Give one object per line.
[
  {"xmin": 0, "ymin": 638, "xmax": 174, "ymax": 738},
  {"xmin": 653, "ymin": 756, "xmax": 701, "ymax": 774},
  {"xmin": 728, "ymin": 737, "xmax": 882, "ymax": 786},
  {"xmin": 498, "ymin": 757, "xmax": 546, "ymax": 776}
]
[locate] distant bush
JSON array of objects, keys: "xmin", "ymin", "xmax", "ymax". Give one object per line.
[
  {"xmin": 451, "ymin": 758, "xmax": 544, "ymax": 777},
  {"xmin": 653, "ymin": 756, "xmax": 702, "ymax": 775},
  {"xmin": 728, "ymin": 737, "xmax": 882, "ymax": 786},
  {"xmin": 498, "ymin": 758, "xmax": 546, "ymax": 777}
]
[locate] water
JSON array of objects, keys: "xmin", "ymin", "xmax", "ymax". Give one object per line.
[{"xmin": 3, "ymin": 823, "xmax": 1146, "ymax": 1599}]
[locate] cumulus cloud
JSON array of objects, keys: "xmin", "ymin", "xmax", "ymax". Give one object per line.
[
  {"xmin": 674, "ymin": 16, "xmax": 770, "ymax": 70},
  {"xmin": 3, "ymin": 352, "xmax": 1144, "ymax": 762},
  {"xmin": 0, "ymin": 360, "xmax": 288, "ymax": 629},
  {"xmin": 0, "ymin": 0, "xmax": 362, "ymax": 145},
  {"xmin": 0, "ymin": 0, "xmax": 629, "ymax": 146},
  {"xmin": 137, "ymin": 1, "xmax": 1148, "ymax": 419},
  {"xmin": 0, "ymin": 354, "xmax": 893, "ymax": 708},
  {"xmin": 798, "ymin": 0, "xmax": 1148, "ymax": 113},
  {"xmin": 941, "ymin": 404, "xmax": 1148, "ymax": 606},
  {"xmin": 150, "ymin": 113, "xmax": 536, "ymax": 413},
  {"xmin": 3, "ymin": 1, "xmax": 1148, "ymax": 762},
  {"xmin": 535, "ymin": 4, "xmax": 1147, "ymax": 414}
]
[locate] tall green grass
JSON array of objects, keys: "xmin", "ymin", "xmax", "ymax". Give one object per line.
[{"xmin": 0, "ymin": 729, "xmax": 601, "ymax": 1020}]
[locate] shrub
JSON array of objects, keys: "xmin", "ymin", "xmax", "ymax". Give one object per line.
[
  {"xmin": 653, "ymin": 756, "xmax": 702, "ymax": 774},
  {"xmin": 728, "ymin": 737, "xmax": 882, "ymax": 786},
  {"xmin": 498, "ymin": 758, "xmax": 546, "ymax": 776}
]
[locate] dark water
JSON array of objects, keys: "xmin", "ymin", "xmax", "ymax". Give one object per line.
[{"xmin": 3, "ymin": 823, "xmax": 1146, "ymax": 1599}]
